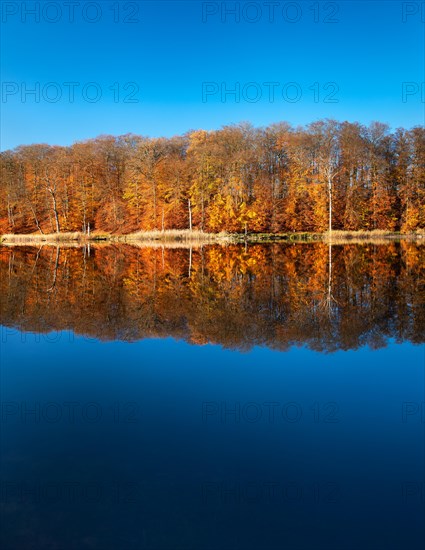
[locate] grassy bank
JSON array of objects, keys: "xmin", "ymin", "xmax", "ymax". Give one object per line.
[
  {"xmin": 0, "ymin": 230, "xmax": 232, "ymax": 246},
  {"xmin": 322, "ymin": 229, "xmax": 424, "ymax": 244},
  {"xmin": 118, "ymin": 229, "xmax": 232, "ymax": 244},
  {"xmin": 0, "ymin": 232, "xmax": 90, "ymax": 246},
  {"xmin": 1, "ymin": 229, "xmax": 423, "ymax": 246}
]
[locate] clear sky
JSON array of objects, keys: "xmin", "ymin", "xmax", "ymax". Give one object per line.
[{"xmin": 1, "ymin": 0, "xmax": 424, "ymax": 150}]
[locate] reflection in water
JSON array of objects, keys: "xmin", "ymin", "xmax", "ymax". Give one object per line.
[{"xmin": 1, "ymin": 242, "xmax": 424, "ymax": 351}]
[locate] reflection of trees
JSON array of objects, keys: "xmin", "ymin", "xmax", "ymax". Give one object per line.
[
  {"xmin": 46, "ymin": 247, "xmax": 60, "ymax": 293},
  {"xmin": 320, "ymin": 243, "xmax": 338, "ymax": 318},
  {"xmin": 0, "ymin": 243, "xmax": 424, "ymax": 352}
]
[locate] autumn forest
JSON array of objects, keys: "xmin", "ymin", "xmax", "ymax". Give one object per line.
[{"xmin": 1, "ymin": 120, "xmax": 424, "ymax": 236}]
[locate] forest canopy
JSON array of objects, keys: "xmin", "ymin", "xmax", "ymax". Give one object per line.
[{"xmin": 1, "ymin": 120, "xmax": 424, "ymax": 234}]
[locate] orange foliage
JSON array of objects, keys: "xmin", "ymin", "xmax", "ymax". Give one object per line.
[{"xmin": 1, "ymin": 122, "xmax": 424, "ymax": 234}]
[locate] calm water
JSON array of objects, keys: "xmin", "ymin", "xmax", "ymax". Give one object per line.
[{"xmin": 1, "ymin": 242, "xmax": 424, "ymax": 550}]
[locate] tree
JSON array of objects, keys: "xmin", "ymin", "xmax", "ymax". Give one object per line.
[{"xmin": 0, "ymin": 121, "xmax": 422, "ymax": 235}]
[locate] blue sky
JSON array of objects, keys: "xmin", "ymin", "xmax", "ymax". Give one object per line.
[{"xmin": 1, "ymin": 0, "xmax": 424, "ymax": 150}]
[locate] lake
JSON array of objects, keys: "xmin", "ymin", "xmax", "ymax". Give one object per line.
[{"xmin": 1, "ymin": 242, "xmax": 424, "ymax": 549}]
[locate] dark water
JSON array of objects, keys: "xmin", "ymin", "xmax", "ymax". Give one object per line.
[{"xmin": 0, "ymin": 242, "xmax": 424, "ymax": 549}]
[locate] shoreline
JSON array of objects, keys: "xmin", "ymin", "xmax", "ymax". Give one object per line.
[{"xmin": 1, "ymin": 230, "xmax": 424, "ymax": 247}]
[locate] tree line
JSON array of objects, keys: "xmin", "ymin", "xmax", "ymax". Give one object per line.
[
  {"xmin": 1, "ymin": 242, "xmax": 423, "ymax": 351},
  {"xmin": 1, "ymin": 120, "xmax": 424, "ymax": 234}
]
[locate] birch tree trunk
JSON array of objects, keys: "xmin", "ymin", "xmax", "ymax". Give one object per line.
[{"xmin": 188, "ymin": 199, "xmax": 192, "ymax": 231}]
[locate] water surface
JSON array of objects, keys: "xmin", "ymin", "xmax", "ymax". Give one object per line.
[{"xmin": 1, "ymin": 242, "xmax": 424, "ymax": 549}]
